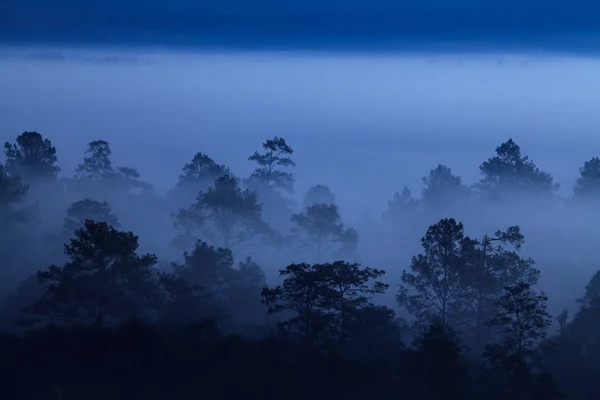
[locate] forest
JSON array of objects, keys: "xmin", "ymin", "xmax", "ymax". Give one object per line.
[{"xmin": 1, "ymin": 131, "xmax": 599, "ymax": 399}]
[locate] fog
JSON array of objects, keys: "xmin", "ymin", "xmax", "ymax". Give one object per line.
[
  {"xmin": 2, "ymin": 46, "xmax": 600, "ymax": 317},
  {"xmin": 3, "ymin": 48, "xmax": 600, "ymax": 209}
]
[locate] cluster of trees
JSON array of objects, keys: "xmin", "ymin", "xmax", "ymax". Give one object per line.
[{"xmin": 1, "ymin": 131, "xmax": 600, "ymax": 399}]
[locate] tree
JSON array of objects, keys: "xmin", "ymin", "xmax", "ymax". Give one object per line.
[
  {"xmin": 0, "ymin": 163, "xmax": 28, "ymax": 213},
  {"xmin": 156, "ymin": 271, "xmax": 212, "ymax": 328},
  {"xmin": 27, "ymin": 220, "xmax": 161, "ymax": 327},
  {"xmin": 261, "ymin": 261, "xmax": 389, "ymax": 345},
  {"xmin": 169, "ymin": 241, "xmax": 267, "ymax": 327},
  {"xmin": 548, "ymin": 271, "xmax": 600, "ymax": 399},
  {"xmin": 486, "ymin": 281, "xmax": 551, "ymax": 359},
  {"xmin": 247, "ymin": 136, "xmax": 295, "ymax": 193},
  {"xmin": 167, "ymin": 241, "xmax": 237, "ymax": 324},
  {"xmin": 3, "ymin": 131, "xmax": 60, "ymax": 182},
  {"xmin": 397, "ymin": 218, "xmax": 472, "ymax": 330},
  {"xmin": 480, "ymin": 343, "xmax": 561, "ymax": 400},
  {"xmin": 303, "ymin": 184, "xmax": 336, "ymax": 209},
  {"xmin": 576, "ymin": 270, "xmax": 600, "ymax": 309},
  {"xmin": 410, "ymin": 323, "xmax": 471, "ymax": 399},
  {"xmin": 421, "ymin": 164, "xmax": 470, "ymax": 214},
  {"xmin": 73, "ymin": 140, "xmax": 150, "ymax": 194},
  {"xmin": 573, "ymin": 157, "xmax": 600, "ymax": 202},
  {"xmin": 0, "ymin": 163, "xmax": 30, "ymax": 292},
  {"xmin": 62, "ymin": 199, "xmax": 119, "ymax": 235},
  {"xmin": 172, "ymin": 174, "xmax": 272, "ymax": 252},
  {"xmin": 465, "ymin": 226, "xmax": 540, "ymax": 350},
  {"xmin": 481, "ymin": 283, "xmax": 561, "ymax": 400},
  {"xmin": 75, "ymin": 140, "xmax": 115, "ymax": 181},
  {"xmin": 168, "ymin": 152, "xmax": 231, "ymax": 207},
  {"xmin": 291, "ymin": 203, "xmax": 358, "ymax": 262},
  {"xmin": 477, "ymin": 138, "xmax": 558, "ymax": 201},
  {"xmin": 381, "ymin": 187, "xmax": 421, "ymax": 240},
  {"xmin": 246, "ymin": 137, "xmax": 296, "ymax": 232},
  {"xmin": 229, "ymin": 257, "xmax": 268, "ymax": 323},
  {"xmin": 173, "ymin": 241, "xmax": 237, "ymax": 300}
]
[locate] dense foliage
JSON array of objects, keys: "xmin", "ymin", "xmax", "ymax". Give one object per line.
[{"xmin": 1, "ymin": 131, "xmax": 599, "ymax": 399}]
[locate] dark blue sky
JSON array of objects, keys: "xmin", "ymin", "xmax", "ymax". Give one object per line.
[{"xmin": 2, "ymin": 0, "xmax": 600, "ymax": 50}]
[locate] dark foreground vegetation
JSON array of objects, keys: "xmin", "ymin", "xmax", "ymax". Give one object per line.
[{"xmin": 1, "ymin": 131, "xmax": 600, "ymax": 399}]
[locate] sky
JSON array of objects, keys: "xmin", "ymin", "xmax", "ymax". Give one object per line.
[{"xmin": 2, "ymin": 0, "xmax": 600, "ymax": 52}]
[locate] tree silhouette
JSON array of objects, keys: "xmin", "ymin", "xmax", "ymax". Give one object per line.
[
  {"xmin": 397, "ymin": 218, "xmax": 472, "ymax": 330},
  {"xmin": 173, "ymin": 241, "xmax": 236, "ymax": 299},
  {"xmin": 27, "ymin": 220, "xmax": 160, "ymax": 327},
  {"xmin": 0, "ymin": 163, "xmax": 31, "ymax": 292},
  {"xmin": 172, "ymin": 174, "xmax": 272, "ymax": 252},
  {"xmin": 291, "ymin": 203, "xmax": 358, "ymax": 262},
  {"xmin": 262, "ymin": 261, "xmax": 389, "ymax": 345},
  {"xmin": 573, "ymin": 157, "xmax": 600, "ymax": 202},
  {"xmin": 170, "ymin": 241, "xmax": 267, "ymax": 326},
  {"xmin": 75, "ymin": 140, "xmax": 115, "ymax": 180},
  {"xmin": 62, "ymin": 199, "xmax": 120, "ymax": 235},
  {"xmin": 303, "ymin": 184, "xmax": 336, "ymax": 209},
  {"xmin": 486, "ymin": 281, "xmax": 551, "ymax": 359},
  {"xmin": 411, "ymin": 323, "xmax": 471, "ymax": 399},
  {"xmin": 576, "ymin": 270, "xmax": 600, "ymax": 309},
  {"xmin": 167, "ymin": 241, "xmax": 237, "ymax": 323},
  {"xmin": 3, "ymin": 131, "xmax": 60, "ymax": 182},
  {"xmin": 382, "ymin": 186, "xmax": 421, "ymax": 241},
  {"xmin": 421, "ymin": 164, "xmax": 470, "ymax": 215},
  {"xmin": 73, "ymin": 140, "xmax": 151, "ymax": 195},
  {"xmin": 229, "ymin": 256, "xmax": 267, "ymax": 323},
  {"xmin": 0, "ymin": 163, "xmax": 28, "ymax": 211},
  {"xmin": 481, "ymin": 282, "xmax": 559, "ymax": 400},
  {"xmin": 477, "ymin": 138, "xmax": 558, "ymax": 201},
  {"xmin": 246, "ymin": 136, "xmax": 296, "ymax": 232},
  {"xmin": 168, "ymin": 152, "xmax": 231, "ymax": 207},
  {"xmin": 247, "ymin": 136, "xmax": 295, "ymax": 193},
  {"xmin": 465, "ymin": 226, "xmax": 540, "ymax": 350}
]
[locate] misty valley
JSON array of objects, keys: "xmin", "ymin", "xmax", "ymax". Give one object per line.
[{"xmin": 1, "ymin": 130, "xmax": 600, "ymax": 399}]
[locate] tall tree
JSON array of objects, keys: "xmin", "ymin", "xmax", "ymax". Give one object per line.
[
  {"xmin": 382, "ymin": 187, "xmax": 421, "ymax": 239},
  {"xmin": 479, "ymin": 282, "xmax": 555, "ymax": 400},
  {"xmin": 486, "ymin": 281, "xmax": 551, "ymax": 360},
  {"xmin": 172, "ymin": 174, "xmax": 272, "ymax": 252},
  {"xmin": 421, "ymin": 164, "xmax": 470, "ymax": 215},
  {"xmin": 410, "ymin": 323, "xmax": 471, "ymax": 399},
  {"xmin": 557, "ymin": 270, "xmax": 600, "ymax": 363},
  {"xmin": 27, "ymin": 220, "xmax": 161, "ymax": 327},
  {"xmin": 261, "ymin": 261, "xmax": 390, "ymax": 345},
  {"xmin": 74, "ymin": 140, "xmax": 150, "ymax": 194},
  {"xmin": 3, "ymin": 131, "xmax": 60, "ymax": 182},
  {"xmin": 477, "ymin": 138, "xmax": 558, "ymax": 201},
  {"xmin": 170, "ymin": 240, "xmax": 237, "ymax": 322},
  {"xmin": 168, "ymin": 152, "xmax": 230, "ymax": 207},
  {"xmin": 573, "ymin": 157, "xmax": 600, "ymax": 202},
  {"xmin": 576, "ymin": 270, "xmax": 600, "ymax": 309},
  {"xmin": 465, "ymin": 226, "xmax": 540, "ymax": 350},
  {"xmin": 247, "ymin": 136, "xmax": 295, "ymax": 193},
  {"xmin": 168, "ymin": 240, "xmax": 267, "ymax": 327},
  {"xmin": 75, "ymin": 140, "xmax": 115, "ymax": 181},
  {"xmin": 291, "ymin": 203, "xmax": 358, "ymax": 262},
  {"xmin": 173, "ymin": 241, "xmax": 237, "ymax": 299},
  {"xmin": 0, "ymin": 163, "xmax": 28, "ymax": 213},
  {"xmin": 246, "ymin": 136, "xmax": 296, "ymax": 232},
  {"xmin": 397, "ymin": 218, "xmax": 472, "ymax": 331},
  {"xmin": 549, "ymin": 271, "xmax": 600, "ymax": 399},
  {"xmin": 62, "ymin": 199, "xmax": 120, "ymax": 234},
  {"xmin": 303, "ymin": 184, "xmax": 336, "ymax": 209},
  {"xmin": 229, "ymin": 257, "xmax": 268, "ymax": 324},
  {"xmin": 0, "ymin": 163, "xmax": 30, "ymax": 293}
]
